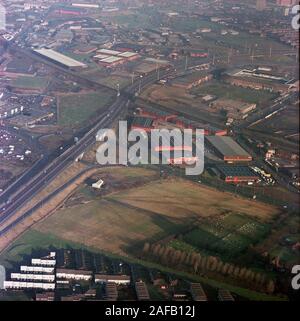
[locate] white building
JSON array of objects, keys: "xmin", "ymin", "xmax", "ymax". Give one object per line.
[
  {"xmin": 4, "ymin": 281, "xmax": 55, "ymax": 290},
  {"xmin": 95, "ymin": 274, "xmax": 131, "ymax": 285},
  {"xmin": 92, "ymin": 179, "xmax": 104, "ymax": 189},
  {"xmin": 31, "ymin": 258, "xmax": 56, "ymax": 266},
  {"xmin": 4, "ymin": 252, "xmax": 56, "ymax": 291},
  {"xmin": 11, "ymin": 273, "xmax": 55, "ymax": 282},
  {"xmin": 20, "ymin": 266, "xmax": 54, "ymax": 273},
  {"xmin": 56, "ymin": 269, "xmax": 92, "ymax": 281}
]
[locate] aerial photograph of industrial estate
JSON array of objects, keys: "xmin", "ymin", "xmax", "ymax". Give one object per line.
[{"xmin": 0, "ymin": 0, "xmax": 299, "ymax": 308}]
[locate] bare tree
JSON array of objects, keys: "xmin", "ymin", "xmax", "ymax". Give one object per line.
[
  {"xmin": 143, "ymin": 242, "xmax": 150, "ymax": 254},
  {"xmin": 265, "ymin": 280, "xmax": 275, "ymax": 294}
]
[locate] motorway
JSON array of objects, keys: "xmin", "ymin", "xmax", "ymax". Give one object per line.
[
  {"xmin": 0, "ymin": 41, "xmax": 298, "ymax": 238},
  {"xmin": 0, "ymin": 50, "xmax": 175, "ymax": 237}
]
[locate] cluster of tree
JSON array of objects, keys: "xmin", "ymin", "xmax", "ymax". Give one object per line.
[{"xmin": 142, "ymin": 242, "xmax": 276, "ymax": 294}]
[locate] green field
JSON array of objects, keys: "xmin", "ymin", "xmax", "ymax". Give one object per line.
[
  {"xmin": 12, "ymin": 76, "xmax": 49, "ymax": 90},
  {"xmin": 191, "ymin": 81, "xmax": 277, "ymax": 105},
  {"xmin": 174, "ymin": 213, "xmax": 271, "ymax": 258},
  {"xmin": 107, "ymin": 13, "xmax": 158, "ymax": 29},
  {"xmin": 57, "ymin": 90, "xmax": 115, "ymax": 126},
  {"xmin": 80, "ymin": 69, "xmax": 131, "ymax": 89},
  {"xmin": 0, "ymin": 229, "xmax": 285, "ymax": 301}
]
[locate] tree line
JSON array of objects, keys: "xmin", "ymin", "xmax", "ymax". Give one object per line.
[{"xmin": 142, "ymin": 242, "xmax": 276, "ymax": 294}]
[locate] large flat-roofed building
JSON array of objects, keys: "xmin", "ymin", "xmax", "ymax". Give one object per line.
[
  {"xmin": 56, "ymin": 268, "xmax": 92, "ymax": 281},
  {"xmin": 216, "ymin": 165, "xmax": 259, "ymax": 183},
  {"xmin": 94, "ymin": 48, "xmax": 140, "ymax": 67},
  {"xmin": 206, "ymin": 136, "xmax": 252, "ymax": 162},
  {"xmin": 117, "ymin": 51, "xmax": 139, "ymax": 59},
  {"xmin": 33, "ymin": 48, "xmax": 87, "ymax": 70},
  {"xmin": 131, "ymin": 116, "xmax": 154, "ymax": 132},
  {"xmin": 224, "ymin": 68, "xmax": 290, "ymax": 93},
  {"xmin": 98, "ymin": 56, "xmax": 124, "ymax": 67},
  {"xmin": 172, "ymin": 71, "xmax": 212, "ymax": 90},
  {"xmin": 97, "ymin": 48, "xmax": 123, "ymax": 56},
  {"xmin": 210, "ymin": 99, "xmax": 256, "ymax": 120}
]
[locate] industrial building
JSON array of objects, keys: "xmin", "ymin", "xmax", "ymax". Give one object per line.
[
  {"xmin": 206, "ymin": 136, "xmax": 252, "ymax": 162},
  {"xmin": 136, "ymin": 107, "xmax": 227, "ymax": 136},
  {"xmin": 33, "ymin": 48, "xmax": 87, "ymax": 70},
  {"xmin": 56, "ymin": 268, "xmax": 93, "ymax": 281},
  {"xmin": 210, "ymin": 99, "xmax": 257, "ymax": 120},
  {"xmin": 95, "ymin": 274, "xmax": 131, "ymax": 285},
  {"xmin": 215, "ymin": 165, "xmax": 259, "ymax": 183},
  {"xmin": 131, "ymin": 116, "xmax": 154, "ymax": 132},
  {"xmin": 172, "ymin": 71, "xmax": 213, "ymax": 90},
  {"xmin": 94, "ymin": 48, "xmax": 140, "ymax": 68},
  {"xmin": 98, "ymin": 56, "xmax": 125, "ymax": 68},
  {"xmin": 224, "ymin": 68, "xmax": 291, "ymax": 93}
]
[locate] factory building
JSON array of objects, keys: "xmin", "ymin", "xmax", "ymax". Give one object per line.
[
  {"xmin": 210, "ymin": 99, "xmax": 257, "ymax": 120},
  {"xmin": 206, "ymin": 136, "xmax": 252, "ymax": 163},
  {"xmin": 98, "ymin": 56, "xmax": 124, "ymax": 68},
  {"xmin": 172, "ymin": 71, "xmax": 213, "ymax": 90},
  {"xmin": 135, "ymin": 107, "xmax": 227, "ymax": 136},
  {"xmin": 34, "ymin": 48, "xmax": 87, "ymax": 70},
  {"xmin": 224, "ymin": 68, "xmax": 290, "ymax": 93},
  {"xmin": 215, "ymin": 165, "xmax": 260, "ymax": 183},
  {"xmin": 131, "ymin": 116, "xmax": 154, "ymax": 132},
  {"xmin": 94, "ymin": 48, "xmax": 140, "ymax": 67}
]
